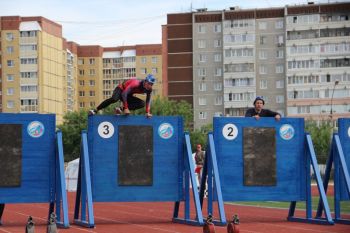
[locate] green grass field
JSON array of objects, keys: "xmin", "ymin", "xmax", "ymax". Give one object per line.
[{"xmin": 229, "ymin": 197, "xmax": 350, "ymax": 214}]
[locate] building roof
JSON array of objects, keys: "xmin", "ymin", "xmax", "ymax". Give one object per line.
[{"xmin": 19, "ymin": 21, "xmax": 42, "ymax": 31}]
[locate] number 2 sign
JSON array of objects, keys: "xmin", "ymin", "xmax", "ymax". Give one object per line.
[{"xmin": 222, "ymin": 123, "xmax": 238, "ymax": 140}]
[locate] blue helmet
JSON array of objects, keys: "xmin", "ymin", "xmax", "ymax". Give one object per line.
[
  {"xmin": 253, "ymin": 96, "xmax": 265, "ymax": 105},
  {"xmin": 145, "ymin": 74, "xmax": 156, "ymax": 84}
]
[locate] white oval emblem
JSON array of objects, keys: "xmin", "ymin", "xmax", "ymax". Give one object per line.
[
  {"xmin": 98, "ymin": 121, "xmax": 114, "ymax": 139},
  {"xmin": 279, "ymin": 124, "xmax": 295, "ymax": 140},
  {"xmin": 158, "ymin": 123, "xmax": 174, "ymax": 139},
  {"xmin": 348, "ymin": 126, "xmax": 350, "ymax": 138},
  {"xmin": 27, "ymin": 121, "xmax": 45, "ymax": 138},
  {"xmin": 222, "ymin": 123, "xmax": 238, "ymax": 140}
]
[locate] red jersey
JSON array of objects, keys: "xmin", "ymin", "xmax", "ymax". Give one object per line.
[{"xmin": 118, "ymin": 79, "xmax": 152, "ymax": 113}]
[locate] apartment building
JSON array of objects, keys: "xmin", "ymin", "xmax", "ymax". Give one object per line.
[
  {"xmin": 285, "ymin": 3, "xmax": 350, "ymax": 122},
  {"xmin": 65, "ymin": 41, "xmax": 79, "ymax": 113},
  {"xmin": 1, "ymin": 16, "xmax": 163, "ymax": 121},
  {"xmin": 0, "ymin": 16, "xmax": 67, "ymax": 123},
  {"xmin": 165, "ymin": 2, "xmax": 350, "ymax": 129},
  {"xmin": 193, "ymin": 11, "xmax": 224, "ymax": 129},
  {"xmin": 101, "ymin": 44, "xmax": 162, "ymax": 107},
  {"xmin": 136, "ymin": 44, "xmax": 162, "ymax": 97}
]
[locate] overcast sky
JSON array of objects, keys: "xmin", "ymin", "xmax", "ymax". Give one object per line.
[{"xmin": 0, "ymin": 0, "xmax": 345, "ymax": 47}]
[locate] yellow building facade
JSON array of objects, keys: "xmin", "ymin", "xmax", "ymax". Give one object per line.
[{"xmin": 0, "ymin": 16, "xmax": 163, "ymax": 123}]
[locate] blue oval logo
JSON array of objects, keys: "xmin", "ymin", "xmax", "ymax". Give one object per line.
[
  {"xmin": 158, "ymin": 123, "xmax": 174, "ymax": 139},
  {"xmin": 279, "ymin": 124, "xmax": 295, "ymax": 140},
  {"xmin": 27, "ymin": 121, "xmax": 45, "ymax": 138}
]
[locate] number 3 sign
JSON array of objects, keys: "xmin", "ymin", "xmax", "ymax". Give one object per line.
[
  {"xmin": 98, "ymin": 121, "xmax": 115, "ymax": 139},
  {"xmin": 222, "ymin": 123, "xmax": 238, "ymax": 140}
]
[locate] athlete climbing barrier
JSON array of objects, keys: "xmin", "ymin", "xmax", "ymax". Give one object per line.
[
  {"xmin": 74, "ymin": 115, "xmax": 203, "ymax": 227},
  {"xmin": 199, "ymin": 117, "xmax": 333, "ymax": 225},
  {"xmin": 317, "ymin": 118, "xmax": 350, "ymax": 224},
  {"xmin": 0, "ymin": 113, "xmax": 69, "ymax": 227}
]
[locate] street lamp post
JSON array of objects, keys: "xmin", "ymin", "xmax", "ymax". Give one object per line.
[{"xmin": 330, "ymin": 80, "xmax": 339, "ymax": 120}]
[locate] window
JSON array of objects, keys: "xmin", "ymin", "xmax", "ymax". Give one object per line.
[
  {"xmin": 21, "ymin": 58, "xmax": 37, "ymax": 64},
  {"xmin": 276, "ymin": 50, "xmax": 284, "ymax": 58},
  {"xmin": 259, "ymin": 51, "xmax": 267, "ymax": 59},
  {"xmin": 276, "ymin": 35, "xmax": 284, "ymax": 45},
  {"xmin": 89, "ymin": 80, "xmax": 95, "ymax": 86},
  {"xmin": 78, "ymin": 59, "xmax": 84, "ymax": 65},
  {"xmin": 198, "ymin": 25, "xmax": 206, "ymax": 33},
  {"xmin": 276, "ymin": 64, "xmax": 284, "ymax": 73},
  {"xmin": 214, "ymin": 39, "xmax": 221, "ymax": 48},
  {"xmin": 260, "ymin": 80, "xmax": 267, "ymax": 89},
  {"xmin": 199, "ymin": 111, "xmax": 207, "ymax": 119},
  {"xmin": 141, "ymin": 57, "xmax": 147, "ymax": 63},
  {"xmin": 79, "ymin": 91, "xmax": 85, "ymax": 97},
  {"xmin": 79, "ymin": 102, "xmax": 85, "ymax": 108},
  {"xmin": 7, "ymin": 88, "xmax": 14, "ymax": 95},
  {"xmin": 90, "ymin": 102, "xmax": 95, "ymax": 107},
  {"xmin": 214, "ymin": 53, "xmax": 221, "ymax": 62},
  {"xmin": 275, "ymin": 20, "xmax": 284, "ymax": 29},
  {"xmin": 89, "ymin": 58, "xmax": 95, "ymax": 65},
  {"xmin": 89, "ymin": 91, "xmax": 95, "ymax": 97},
  {"xmin": 199, "ymin": 82, "xmax": 206, "ymax": 91},
  {"xmin": 140, "ymin": 68, "xmax": 147, "ymax": 74},
  {"xmin": 79, "ymin": 80, "xmax": 84, "ymax": 86},
  {"xmin": 152, "ymin": 68, "xmax": 158, "ymax": 74},
  {"xmin": 198, "ymin": 40, "xmax": 206, "ymax": 49},
  {"xmin": 214, "ymin": 82, "xmax": 222, "ymax": 91},
  {"xmin": 89, "ymin": 69, "xmax": 95, "ymax": 76},
  {"xmin": 276, "ymin": 95, "xmax": 284, "ymax": 103},
  {"xmin": 259, "ymin": 22, "xmax": 267, "ymax": 30},
  {"xmin": 199, "ymin": 97, "xmax": 207, "ymax": 105},
  {"xmin": 7, "ymin": 60, "xmax": 14, "ymax": 67},
  {"xmin": 259, "ymin": 65, "xmax": 267, "ymax": 74},
  {"xmin": 6, "ymin": 33, "xmax": 14, "ymax": 41},
  {"xmin": 199, "ymin": 54, "xmax": 207, "ymax": 62},
  {"xmin": 21, "ymin": 72, "xmax": 37, "ymax": 79},
  {"xmin": 215, "ymin": 96, "xmax": 223, "ymax": 105},
  {"xmin": 7, "ymin": 74, "xmax": 14, "ymax": 81},
  {"xmin": 79, "ymin": 70, "xmax": 84, "ymax": 76},
  {"xmin": 198, "ymin": 68, "xmax": 206, "ymax": 77},
  {"xmin": 7, "ymin": 100, "xmax": 14, "ymax": 108},
  {"xmin": 151, "ymin": 57, "xmax": 157, "ymax": 63},
  {"xmin": 20, "ymin": 85, "xmax": 37, "ymax": 92},
  {"xmin": 276, "ymin": 80, "xmax": 284, "ymax": 88},
  {"xmin": 6, "ymin": 46, "xmax": 14, "ymax": 54},
  {"xmin": 214, "ymin": 68, "xmax": 222, "ymax": 76},
  {"xmin": 214, "ymin": 24, "xmax": 221, "ymax": 33},
  {"xmin": 260, "ymin": 36, "xmax": 267, "ymax": 45}
]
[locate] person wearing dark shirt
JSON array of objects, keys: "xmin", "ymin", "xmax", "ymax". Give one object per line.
[
  {"xmin": 89, "ymin": 74, "xmax": 155, "ymax": 118},
  {"xmin": 245, "ymin": 96, "xmax": 281, "ymax": 121}
]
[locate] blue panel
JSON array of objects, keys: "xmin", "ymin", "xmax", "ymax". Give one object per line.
[
  {"xmin": 0, "ymin": 113, "xmax": 56, "ymax": 203},
  {"xmin": 87, "ymin": 115, "xmax": 183, "ymax": 202},
  {"xmin": 213, "ymin": 117, "xmax": 306, "ymax": 201},
  {"xmin": 338, "ymin": 118, "xmax": 350, "ymax": 201}
]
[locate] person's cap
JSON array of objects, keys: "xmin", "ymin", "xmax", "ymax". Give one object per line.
[
  {"xmin": 253, "ymin": 96, "xmax": 265, "ymax": 105},
  {"xmin": 145, "ymin": 74, "xmax": 156, "ymax": 84}
]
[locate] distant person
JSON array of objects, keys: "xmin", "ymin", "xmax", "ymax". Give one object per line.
[
  {"xmin": 245, "ymin": 96, "xmax": 281, "ymax": 121},
  {"xmin": 194, "ymin": 144, "xmax": 205, "ymax": 186},
  {"xmin": 88, "ymin": 74, "xmax": 155, "ymax": 118}
]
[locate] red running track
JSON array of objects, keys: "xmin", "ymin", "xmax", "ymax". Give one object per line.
[{"xmin": 0, "ymin": 192, "xmax": 349, "ymax": 233}]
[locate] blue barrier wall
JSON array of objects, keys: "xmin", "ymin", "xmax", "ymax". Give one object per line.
[
  {"xmin": 87, "ymin": 115, "xmax": 184, "ymax": 202},
  {"xmin": 213, "ymin": 117, "xmax": 306, "ymax": 201},
  {"xmin": 0, "ymin": 113, "xmax": 56, "ymax": 203},
  {"xmin": 337, "ymin": 118, "xmax": 350, "ymax": 201}
]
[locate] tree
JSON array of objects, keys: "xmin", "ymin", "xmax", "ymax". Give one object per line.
[
  {"xmin": 57, "ymin": 110, "xmax": 88, "ymax": 162},
  {"xmin": 305, "ymin": 120, "xmax": 333, "ymax": 164},
  {"xmin": 189, "ymin": 124, "xmax": 213, "ymax": 151}
]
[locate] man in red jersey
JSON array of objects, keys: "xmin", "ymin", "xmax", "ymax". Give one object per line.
[{"xmin": 89, "ymin": 74, "xmax": 155, "ymax": 118}]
